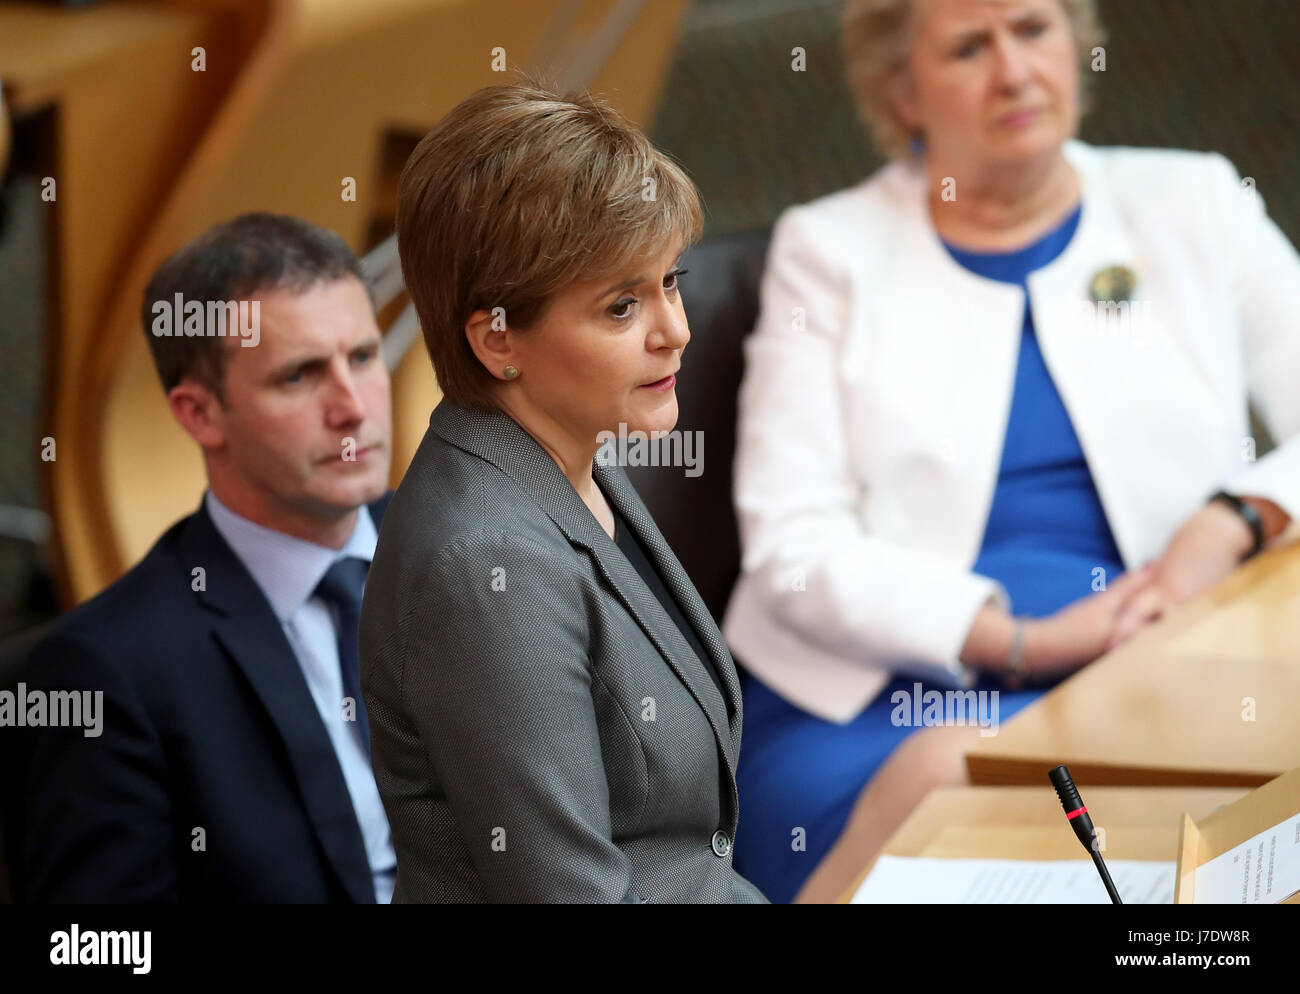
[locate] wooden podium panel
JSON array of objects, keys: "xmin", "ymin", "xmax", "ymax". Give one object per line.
[{"xmin": 841, "ymin": 785, "xmax": 1250, "ymax": 902}]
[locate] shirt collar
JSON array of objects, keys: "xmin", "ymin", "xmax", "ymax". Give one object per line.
[{"xmin": 204, "ymin": 489, "xmax": 377, "ymax": 622}]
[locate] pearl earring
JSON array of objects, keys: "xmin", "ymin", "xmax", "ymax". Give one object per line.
[{"xmin": 502, "ymin": 365, "xmax": 519, "ymax": 380}]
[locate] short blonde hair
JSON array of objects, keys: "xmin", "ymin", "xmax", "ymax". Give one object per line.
[
  {"xmin": 842, "ymin": 0, "xmax": 1106, "ymax": 159},
  {"xmin": 396, "ymin": 80, "xmax": 703, "ymax": 410}
]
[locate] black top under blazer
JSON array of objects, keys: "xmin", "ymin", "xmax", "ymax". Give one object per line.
[{"xmin": 359, "ymin": 400, "xmax": 768, "ymax": 903}]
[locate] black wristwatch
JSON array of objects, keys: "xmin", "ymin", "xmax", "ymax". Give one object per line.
[{"xmin": 1208, "ymin": 490, "xmax": 1264, "ymax": 561}]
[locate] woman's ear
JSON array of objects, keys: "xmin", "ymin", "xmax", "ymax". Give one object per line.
[
  {"xmin": 464, "ymin": 307, "xmax": 514, "ymax": 377},
  {"xmin": 890, "ymin": 67, "xmax": 922, "ymax": 134}
]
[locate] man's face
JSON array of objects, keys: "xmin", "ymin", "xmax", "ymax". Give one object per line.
[{"xmin": 207, "ymin": 276, "xmax": 392, "ymax": 521}]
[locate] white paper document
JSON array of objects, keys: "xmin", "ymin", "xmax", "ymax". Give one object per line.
[
  {"xmin": 851, "ymin": 856, "xmax": 1175, "ymax": 904},
  {"xmin": 1192, "ymin": 810, "xmax": 1300, "ymax": 903}
]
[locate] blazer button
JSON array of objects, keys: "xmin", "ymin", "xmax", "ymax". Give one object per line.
[{"xmin": 711, "ymin": 830, "xmax": 731, "ymax": 857}]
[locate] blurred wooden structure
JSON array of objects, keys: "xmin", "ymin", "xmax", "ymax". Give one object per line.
[
  {"xmin": 967, "ymin": 542, "xmax": 1300, "ymax": 788},
  {"xmin": 838, "ymin": 785, "xmax": 1250, "ymax": 903},
  {"xmin": 0, "ymin": 0, "xmax": 688, "ymax": 606}
]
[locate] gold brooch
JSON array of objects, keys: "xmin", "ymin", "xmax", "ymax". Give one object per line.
[{"xmin": 1089, "ymin": 265, "xmax": 1138, "ymax": 303}]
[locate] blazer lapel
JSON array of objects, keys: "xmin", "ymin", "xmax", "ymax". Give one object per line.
[
  {"xmin": 178, "ymin": 504, "xmax": 376, "ymax": 903},
  {"xmin": 367, "ymin": 490, "xmax": 394, "ymax": 528},
  {"xmin": 427, "ymin": 402, "xmax": 741, "ymax": 779},
  {"xmin": 1029, "ymin": 140, "xmax": 1225, "ymax": 567},
  {"xmin": 594, "ymin": 461, "xmax": 743, "ymax": 740},
  {"xmin": 869, "ymin": 163, "xmax": 1026, "ymax": 570}
]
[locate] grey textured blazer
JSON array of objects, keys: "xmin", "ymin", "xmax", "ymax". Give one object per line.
[{"xmin": 360, "ymin": 400, "xmax": 768, "ymax": 903}]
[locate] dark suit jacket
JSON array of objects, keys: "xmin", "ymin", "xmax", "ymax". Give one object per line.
[
  {"xmin": 18, "ymin": 493, "xmax": 393, "ymax": 903},
  {"xmin": 360, "ymin": 400, "xmax": 769, "ymax": 903}
]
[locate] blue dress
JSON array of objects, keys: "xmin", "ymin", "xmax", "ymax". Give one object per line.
[{"xmin": 732, "ymin": 203, "xmax": 1128, "ymax": 903}]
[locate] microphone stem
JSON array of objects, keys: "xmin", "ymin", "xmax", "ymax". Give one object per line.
[{"xmin": 1091, "ymin": 848, "xmax": 1123, "ymax": 904}]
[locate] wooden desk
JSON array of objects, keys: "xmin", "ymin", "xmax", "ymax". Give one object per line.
[
  {"xmin": 967, "ymin": 543, "xmax": 1300, "ymax": 788},
  {"xmin": 841, "ymin": 785, "xmax": 1249, "ymax": 902}
]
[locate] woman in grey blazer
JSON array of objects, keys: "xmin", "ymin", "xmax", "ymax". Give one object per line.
[{"xmin": 359, "ymin": 81, "xmax": 768, "ymax": 903}]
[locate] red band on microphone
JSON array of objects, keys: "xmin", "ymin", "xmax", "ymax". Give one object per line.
[{"xmin": 1066, "ymin": 806, "xmax": 1088, "ymax": 820}]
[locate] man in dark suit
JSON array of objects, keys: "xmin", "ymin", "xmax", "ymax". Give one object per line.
[{"xmin": 19, "ymin": 213, "xmax": 396, "ymax": 902}]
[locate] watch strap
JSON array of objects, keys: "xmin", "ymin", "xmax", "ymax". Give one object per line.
[{"xmin": 1209, "ymin": 490, "xmax": 1264, "ymax": 560}]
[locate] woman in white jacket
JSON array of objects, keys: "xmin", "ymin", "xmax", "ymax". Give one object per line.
[{"xmin": 724, "ymin": 0, "xmax": 1300, "ymax": 903}]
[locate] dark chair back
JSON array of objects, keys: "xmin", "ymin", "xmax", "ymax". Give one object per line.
[{"xmin": 626, "ymin": 226, "xmax": 771, "ymax": 622}]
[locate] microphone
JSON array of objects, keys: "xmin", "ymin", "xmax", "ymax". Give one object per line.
[{"xmin": 1049, "ymin": 764, "xmax": 1122, "ymax": 904}]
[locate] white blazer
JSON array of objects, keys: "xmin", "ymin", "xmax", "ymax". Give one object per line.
[{"xmin": 722, "ymin": 140, "xmax": 1300, "ymax": 725}]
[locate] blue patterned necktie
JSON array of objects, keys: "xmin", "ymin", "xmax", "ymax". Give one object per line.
[{"xmin": 314, "ymin": 556, "xmax": 372, "ymax": 757}]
